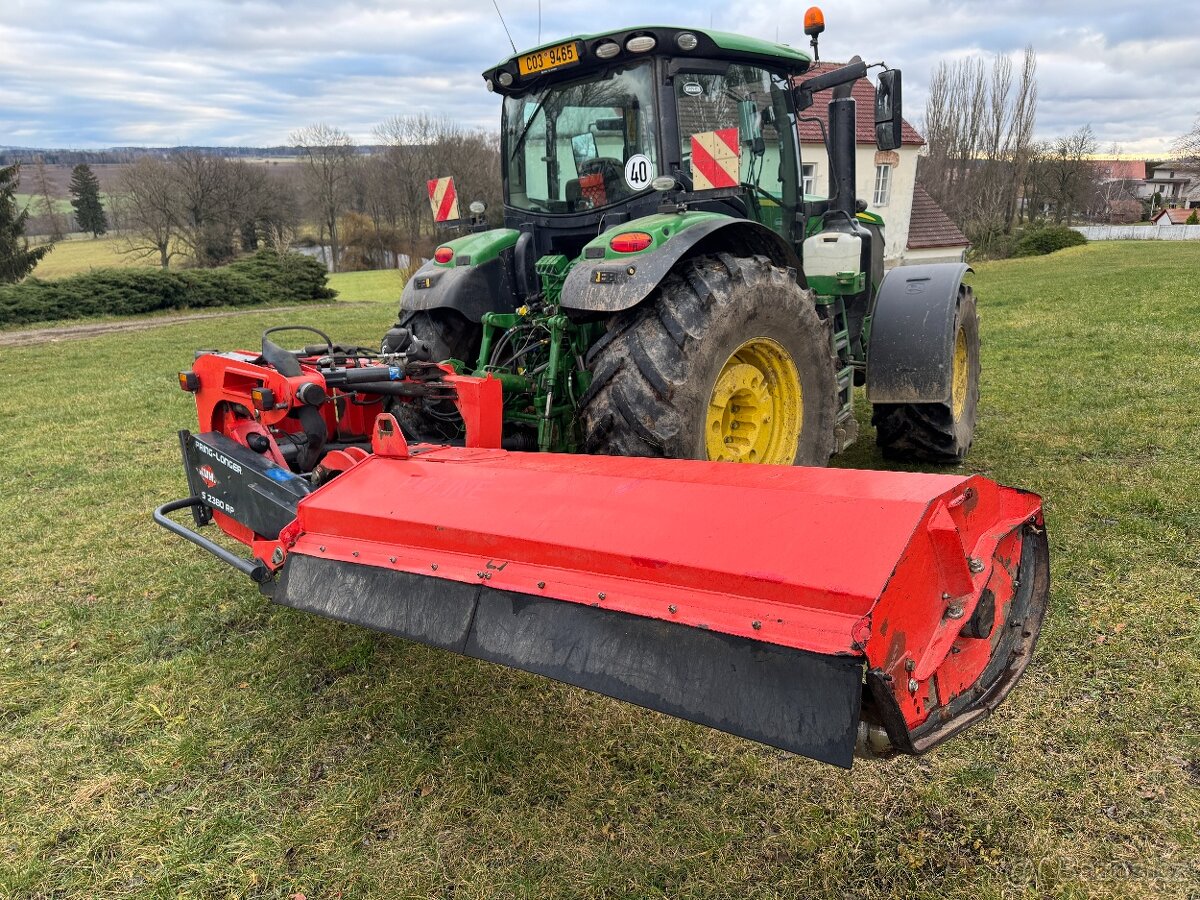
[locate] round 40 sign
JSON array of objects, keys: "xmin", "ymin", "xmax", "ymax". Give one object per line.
[{"xmin": 624, "ymin": 154, "xmax": 652, "ymax": 191}]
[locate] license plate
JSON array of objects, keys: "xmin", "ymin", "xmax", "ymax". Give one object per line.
[{"xmin": 517, "ymin": 41, "xmax": 581, "ymax": 77}]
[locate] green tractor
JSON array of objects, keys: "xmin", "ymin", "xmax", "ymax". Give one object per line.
[{"xmin": 389, "ymin": 20, "xmax": 979, "ymax": 465}]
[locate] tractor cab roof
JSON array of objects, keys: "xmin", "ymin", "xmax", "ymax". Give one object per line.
[{"xmin": 485, "ymin": 26, "xmax": 812, "ymax": 96}]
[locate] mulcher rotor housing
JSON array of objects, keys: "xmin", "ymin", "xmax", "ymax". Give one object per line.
[{"xmin": 159, "ymin": 325, "xmax": 1048, "ymax": 767}]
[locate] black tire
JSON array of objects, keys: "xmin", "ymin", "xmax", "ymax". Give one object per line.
[
  {"xmin": 580, "ymin": 253, "xmax": 839, "ymax": 466},
  {"xmin": 396, "ymin": 308, "xmax": 481, "ymax": 365},
  {"xmin": 389, "ymin": 309, "xmax": 482, "ymax": 441},
  {"xmin": 871, "ymin": 286, "xmax": 980, "ymax": 464}
]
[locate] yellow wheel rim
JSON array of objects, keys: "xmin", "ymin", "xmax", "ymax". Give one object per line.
[
  {"xmin": 705, "ymin": 338, "xmax": 802, "ymax": 464},
  {"xmin": 951, "ymin": 326, "xmax": 968, "ymax": 421}
]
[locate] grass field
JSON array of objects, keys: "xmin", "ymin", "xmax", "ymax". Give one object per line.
[
  {"xmin": 24, "ymin": 239, "xmax": 404, "ymax": 307},
  {"xmin": 25, "ymin": 235, "xmax": 157, "ymax": 280},
  {"xmin": 1, "ymin": 242, "xmax": 1198, "ymax": 898},
  {"xmin": 326, "ymin": 269, "xmax": 405, "ymax": 304}
]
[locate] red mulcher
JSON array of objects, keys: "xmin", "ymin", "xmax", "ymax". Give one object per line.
[{"xmin": 158, "ymin": 327, "xmax": 1048, "ymax": 768}]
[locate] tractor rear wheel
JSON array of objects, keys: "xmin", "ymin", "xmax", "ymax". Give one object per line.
[
  {"xmin": 580, "ymin": 253, "xmax": 838, "ymax": 466},
  {"xmin": 871, "ymin": 286, "xmax": 980, "ymax": 464}
]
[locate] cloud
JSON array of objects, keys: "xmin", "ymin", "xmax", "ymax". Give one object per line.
[{"xmin": 1, "ymin": 0, "xmax": 1196, "ymax": 153}]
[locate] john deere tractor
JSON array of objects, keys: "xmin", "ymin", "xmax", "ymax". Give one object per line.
[{"xmin": 390, "ymin": 19, "xmax": 979, "ymax": 465}]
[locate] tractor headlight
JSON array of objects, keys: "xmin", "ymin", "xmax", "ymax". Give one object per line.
[
  {"xmin": 469, "ymin": 200, "xmax": 487, "ymax": 216},
  {"xmin": 498, "ymin": 71, "xmax": 514, "ymax": 87},
  {"xmin": 625, "ymin": 35, "xmax": 656, "ymax": 53},
  {"xmin": 486, "ymin": 78, "xmax": 495, "ymax": 92},
  {"xmin": 676, "ymin": 32, "xmax": 698, "ymax": 51},
  {"xmin": 595, "ymin": 40, "xmax": 620, "ymax": 59}
]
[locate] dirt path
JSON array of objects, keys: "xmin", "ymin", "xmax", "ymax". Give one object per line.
[{"xmin": 0, "ymin": 303, "xmax": 366, "ymax": 348}]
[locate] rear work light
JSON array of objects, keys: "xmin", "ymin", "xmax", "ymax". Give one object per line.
[
  {"xmin": 250, "ymin": 386, "xmax": 276, "ymax": 411},
  {"xmin": 609, "ymin": 231, "xmax": 654, "ymax": 253},
  {"xmin": 626, "ymin": 35, "xmax": 656, "ymax": 53},
  {"xmin": 434, "ymin": 247, "xmax": 454, "ymax": 264}
]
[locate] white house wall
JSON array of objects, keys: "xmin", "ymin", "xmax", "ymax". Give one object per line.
[{"xmin": 799, "ymin": 143, "xmax": 920, "ymax": 263}]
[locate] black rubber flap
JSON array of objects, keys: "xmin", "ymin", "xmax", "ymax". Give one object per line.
[{"xmin": 277, "ymin": 554, "xmax": 863, "ymax": 767}]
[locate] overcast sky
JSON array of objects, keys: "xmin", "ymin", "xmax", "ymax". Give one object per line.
[{"xmin": 1, "ymin": 0, "xmax": 1197, "ymax": 154}]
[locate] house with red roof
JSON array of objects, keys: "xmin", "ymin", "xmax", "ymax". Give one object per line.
[
  {"xmin": 1092, "ymin": 159, "xmax": 1147, "ymax": 183},
  {"xmin": 1151, "ymin": 207, "xmax": 1200, "ymax": 225},
  {"xmin": 794, "ymin": 63, "xmax": 968, "ymax": 264}
]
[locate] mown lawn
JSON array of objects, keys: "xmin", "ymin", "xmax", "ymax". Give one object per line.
[
  {"xmin": 1, "ymin": 241, "xmax": 1198, "ymax": 898},
  {"xmin": 26, "ymin": 235, "xmax": 158, "ymax": 280},
  {"xmin": 326, "ymin": 269, "xmax": 405, "ymax": 304},
  {"xmin": 24, "ymin": 239, "xmax": 403, "ymax": 308}
]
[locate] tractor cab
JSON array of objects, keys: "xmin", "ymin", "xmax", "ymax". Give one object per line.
[{"xmin": 489, "ymin": 27, "xmax": 813, "ymax": 261}]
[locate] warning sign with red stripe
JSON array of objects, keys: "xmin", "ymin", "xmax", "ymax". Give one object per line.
[
  {"xmin": 427, "ymin": 176, "xmax": 460, "ymax": 222},
  {"xmin": 690, "ymin": 127, "xmax": 741, "ymax": 190}
]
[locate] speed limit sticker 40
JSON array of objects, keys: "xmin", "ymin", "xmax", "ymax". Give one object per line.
[{"xmin": 624, "ymin": 154, "xmax": 653, "ymax": 191}]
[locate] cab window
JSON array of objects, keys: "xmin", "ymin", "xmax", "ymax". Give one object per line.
[
  {"xmin": 503, "ymin": 61, "xmax": 659, "ymax": 214},
  {"xmin": 674, "ymin": 64, "xmax": 798, "ymax": 235}
]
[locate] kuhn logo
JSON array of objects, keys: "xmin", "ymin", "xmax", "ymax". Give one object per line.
[{"xmin": 198, "ymin": 464, "xmax": 217, "ymax": 488}]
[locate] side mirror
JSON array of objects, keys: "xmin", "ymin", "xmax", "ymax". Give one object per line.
[
  {"xmin": 571, "ymin": 132, "xmax": 598, "ymax": 166},
  {"xmin": 875, "ymin": 69, "xmax": 903, "ymax": 151},
  {"xmin": 738, "ymin": 99, "xmax": 765, "ymax": 157}
]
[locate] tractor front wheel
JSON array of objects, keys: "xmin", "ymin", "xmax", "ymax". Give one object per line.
[
  {"xmin": 580, "ymin": 254, "xmax": 838, "ymax": 466},
  {"xmin": 395, "ymin": 308, "xmax": 481, "ymax": 366},
  {"xmin": 871, "ymin": 286, "xmax": 980, "ymax": 464},
  {"xmin": 389, "ymin": 309, "xmax": 482, "ymax": 441}
]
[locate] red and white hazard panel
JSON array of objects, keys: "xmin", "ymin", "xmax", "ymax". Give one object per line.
[
  {"xmin": 690, "ymin": 128, "xmax": 741, "ymax": 190},
  {"xmin": 427, "ymin": 176, "xmax": 460, "ymax": 222}
]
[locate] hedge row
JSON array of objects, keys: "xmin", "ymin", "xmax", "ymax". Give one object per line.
[
  {"xmin": 1012, "ymin": 225, "xmax": 1088, "ymax": 258},
  {"xmin": 0, "ymin": 251, "xmax": 336, "ymax": 327}
]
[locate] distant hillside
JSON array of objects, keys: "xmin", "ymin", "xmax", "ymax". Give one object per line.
[
  {"xmin": 0, "ymin": 146, "xmax": 307, "ymax": 165},
  {"xmin": 0, "ymin": 145, "xmax": 384, "ymax": 165}
]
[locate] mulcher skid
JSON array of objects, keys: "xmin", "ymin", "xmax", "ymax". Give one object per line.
[{"xmin": 158, "ymin": 334, "xmax": 1049, "ymax": 767}]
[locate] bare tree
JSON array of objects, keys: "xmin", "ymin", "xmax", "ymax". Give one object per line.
[
  {"xmin": 1045, "ymin": 125, "xmax": 1099, "ymax": 224},
  {"xmin": 1173, "ymin": 116, "xmax": 1200, "ymax": 168},
  {"xmin": 919, "ymin": 47, "xmax": 1038, "ymax": 253},
  {"xmin": 118, "ymin": 158, "xmax": 184, "ymax": 269},
  {"xmin": 169, "ymin": 153, "xmax": 242, "ymax": 265},
  {"xmin": 373, "ymin": 115, "xmax": 502, "ymax": 272},
  {"xmin": 30, "ymin": 156, "xmax": 65, "ymax": 241},
  {"xmin": 291, "ymin": 124, "xmax": 356, "ymax": 273}
]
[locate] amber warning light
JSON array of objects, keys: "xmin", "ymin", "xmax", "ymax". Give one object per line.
[{"xmin": 804, "ymin": 6, "xmax": 825, "ymax": 60}]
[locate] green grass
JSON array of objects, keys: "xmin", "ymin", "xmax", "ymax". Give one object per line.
[
  {"xmin": 15, "ymin": 193, "xmax": 76, "ymax": 216},
  {"xmin": 26, "ymin": 244, "xmax": 403, "ymax": 305},
  {"xmin": 326, "ymin": 269, "xmax": 406, "ymax": 304},
  {"xmin": 27, "ymin": 235, "xmax": 159, "ymax": 280},
  {"xmin": 2, "ymin": 241, "xmax": 1198, "ymax": 898}
]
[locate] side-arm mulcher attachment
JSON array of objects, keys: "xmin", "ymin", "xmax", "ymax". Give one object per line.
[{"xmin": 158, "ymin": 341, "xmax": 1049, "ymax": 768}]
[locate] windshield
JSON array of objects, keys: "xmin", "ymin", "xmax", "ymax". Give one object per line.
[{"xmin": 503, "ymin": 61, "xmax": 659, "ymax": 214}]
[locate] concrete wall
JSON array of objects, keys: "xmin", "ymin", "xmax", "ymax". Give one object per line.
[
  {"xmin": 1073, "ymin": 224, "xmax": 1200, "ymax": 241},
  {"xmin": 901, "ymin": 246, "xmax": 967, "ymax": 265}
]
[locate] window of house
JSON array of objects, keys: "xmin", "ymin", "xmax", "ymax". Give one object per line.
[
  {"xmin": 873, "ymin": 164, "xmax": 892, "ymax": 206},
  {"xmin": 801, "ymin": 163, "xmax": 816, "ymax": 196}
]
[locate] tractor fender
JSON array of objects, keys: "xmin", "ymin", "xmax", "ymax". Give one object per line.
[
  {"xmin": 865, "ymin": 263, "xmax": 973, "ymax": 405},
  {"xmin": 560, "ymin": 216, "xmax": 801, "ymax": 314},
  {"xmin": 399, "ymin": 229, "xmax": 521, "ymax": 323}
]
